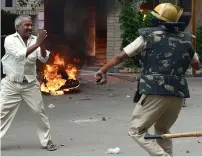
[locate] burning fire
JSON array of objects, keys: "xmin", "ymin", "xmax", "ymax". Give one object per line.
[
  {"xmin": 41, "ymin": 54, "xmax": 80, "ymax": 95},
  {"xmin": 140, "ymin": 2, "xmax": 153, "ymax": 20}
]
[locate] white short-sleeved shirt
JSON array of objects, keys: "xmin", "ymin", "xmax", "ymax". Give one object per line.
[{"xmin": 123, "ymin": 35, "xmax": 200, "ymax": 64}]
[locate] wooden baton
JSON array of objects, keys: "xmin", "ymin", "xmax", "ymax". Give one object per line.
[{"xmin": 144, "ymin": 132, "xmax": 202, "ymax": 139}]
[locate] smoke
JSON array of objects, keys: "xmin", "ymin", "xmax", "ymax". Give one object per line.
[{"xmin": 46, "ymin": 0, "xmax": 118, "ymax": 66}]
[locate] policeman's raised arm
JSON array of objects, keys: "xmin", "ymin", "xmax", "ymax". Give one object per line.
[{"xmin": 98, "ymin": 36, "xmax": 146, "ymax": 74}]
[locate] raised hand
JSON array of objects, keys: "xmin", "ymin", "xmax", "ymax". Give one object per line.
[{"xmin": 36, "ymin": 30, "xmax": 47, "ymax": 46}]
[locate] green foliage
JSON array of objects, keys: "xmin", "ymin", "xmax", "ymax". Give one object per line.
[
  {"xmin": 119, "ymin": 1, "xmax": 152, "ymax": 68},
  {"xmin": 196, "ymin": 25, "xmax": 202, "ymax": 61}
]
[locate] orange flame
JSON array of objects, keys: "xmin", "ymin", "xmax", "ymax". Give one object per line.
[
  {"xmin": 40, "ymin": 53, "xmax": 79, "ymax": 95},
  {"xmin": 139, "ymin": 3, "xmax": 153, "ymax": 20}
]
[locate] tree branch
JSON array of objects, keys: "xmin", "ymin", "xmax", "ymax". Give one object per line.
[{"xmin": 17, "ymin": 0, "xmax": 44, "ymax": 10}]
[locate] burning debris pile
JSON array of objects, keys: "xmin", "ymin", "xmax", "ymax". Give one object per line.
[{"xmin": 40, "ymin": 54, "xmax": 80, "ymax": 95}]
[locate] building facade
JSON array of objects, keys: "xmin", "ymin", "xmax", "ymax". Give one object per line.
[
  {"xmin": 1, "ymin": 0, "xmax": 202, "ymax": 67},
  {"xmin": 1, "ymin": 0, "xmax": 44, "ymax": 35}
]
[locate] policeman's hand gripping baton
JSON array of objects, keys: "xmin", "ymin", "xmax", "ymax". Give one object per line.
[{"xmin": 145, "ymin": 132, "xmax": 202, "ymax": 139}]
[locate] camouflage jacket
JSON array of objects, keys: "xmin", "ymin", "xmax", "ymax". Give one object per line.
[{"xmin": 138, "ymin": 26, "xmax": 195, "ymax": 98}]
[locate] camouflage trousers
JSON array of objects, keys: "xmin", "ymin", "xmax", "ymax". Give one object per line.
[{"xmin": 128, "ymin": 94, "xmax": 184, "ymax": 156}]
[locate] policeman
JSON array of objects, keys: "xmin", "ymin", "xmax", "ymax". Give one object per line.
[{"xmin": 95, "ymin": 3, "xmax": 201, "ymax": 156}]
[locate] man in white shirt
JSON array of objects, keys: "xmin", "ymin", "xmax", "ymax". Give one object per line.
[{"xmin": 0, "ymin": 15, "xmax": 57, "ymax": 151}]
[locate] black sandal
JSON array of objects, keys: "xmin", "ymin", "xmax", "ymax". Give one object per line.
[{"xmin": 46, "ymin": 140, "xmax": 57, "ymax": 151}]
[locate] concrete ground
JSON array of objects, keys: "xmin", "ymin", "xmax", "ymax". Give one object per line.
[{"xmin": 1, "ymin": 71, "xmax": 202, "ymax": 156}]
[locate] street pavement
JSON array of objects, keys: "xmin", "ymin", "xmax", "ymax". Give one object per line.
[{"xmin": 1, "ymin": 71, "xmax": 202, "ymax": 156}]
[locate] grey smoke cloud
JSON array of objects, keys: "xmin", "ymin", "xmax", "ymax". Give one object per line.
[{"xmin": 46, "ymin": 0, "xmax": 118, "ymax": 65}]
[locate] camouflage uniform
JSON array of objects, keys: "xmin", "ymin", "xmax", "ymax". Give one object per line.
[
  {"xmin": 138, "ymin": 26, "xmax": 194, "ymax": 98},
  {"xmin": 128, "ymin": 26, "xmax": 195, "ymax": 156}
]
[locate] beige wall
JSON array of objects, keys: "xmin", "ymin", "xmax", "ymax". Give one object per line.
[
  {"xmin": 186, "ymin": 1, "xmax": 202, "ymax": 32},
  {"xmin": 107, "ymin": 5, "xmax": 122, "ymax": 62}
]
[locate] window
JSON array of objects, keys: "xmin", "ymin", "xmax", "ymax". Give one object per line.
[
  {"xmin": 38, "ymin": 12, "xmax": 44, "ymax": 30},
  {"xmin": 5, "ymin": 0, "xmax": 13, "ymax": 7}
]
